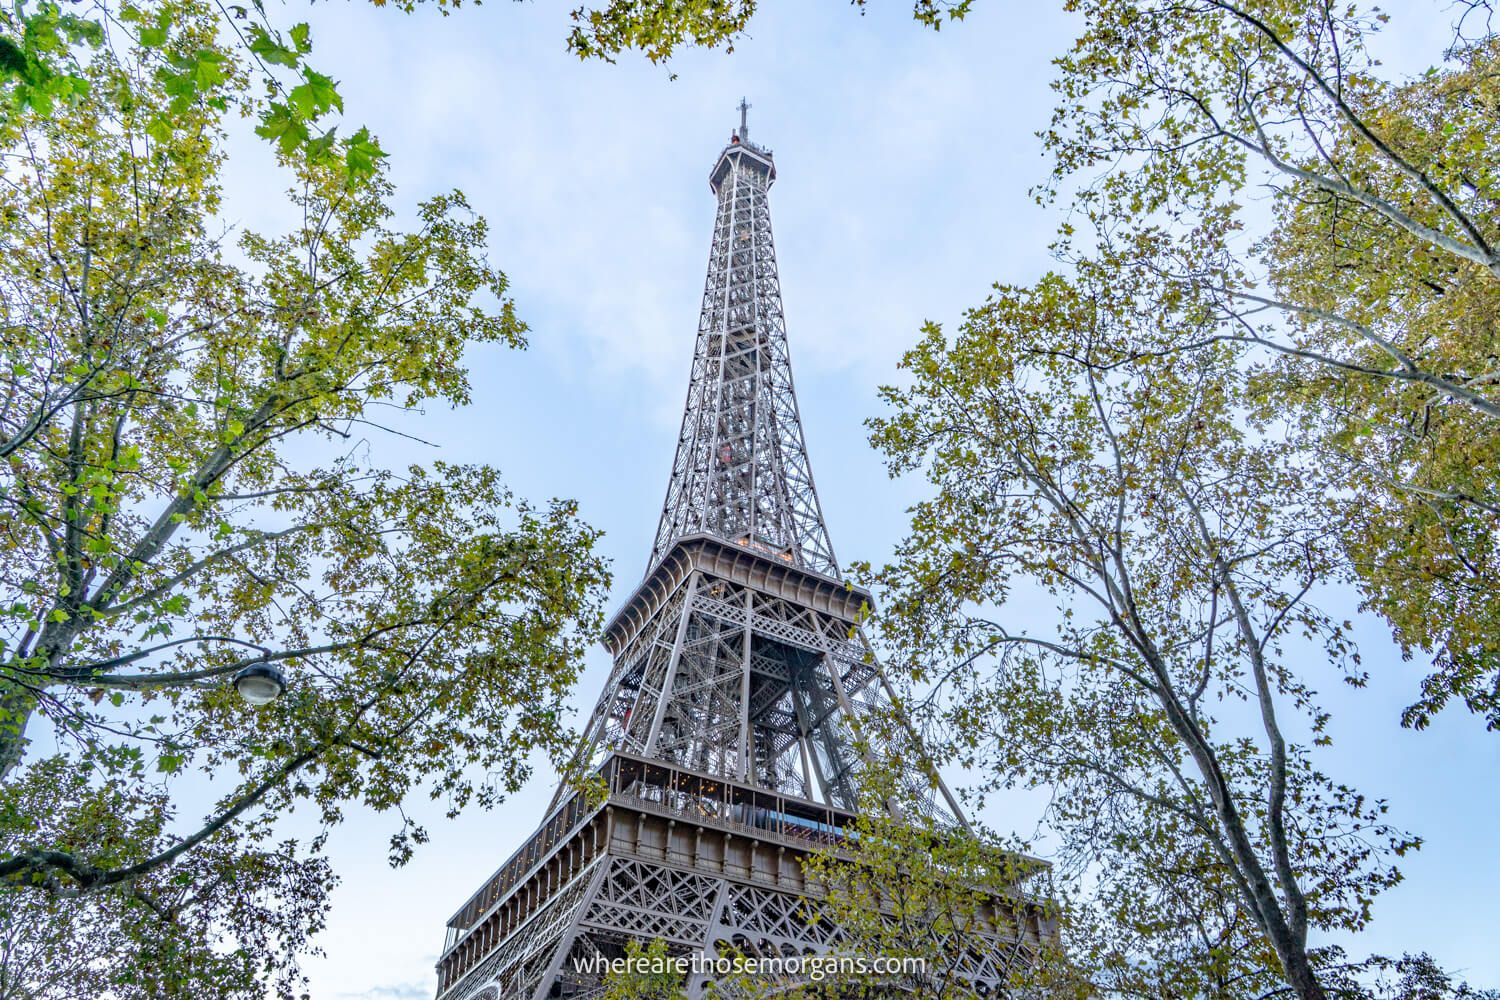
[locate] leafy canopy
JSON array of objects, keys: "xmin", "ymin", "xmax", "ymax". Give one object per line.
[
  {"xmin": 1039, "ymin": 0, "xmax": 1500, "ymax": 729},
  {"xmin": 866, "ymin": 266, "xmax": 1416, "ymax": 1000},
  {"xmin": 0, "ymin": 0, "xmax": 607, "ymax": 994},
  {"xmin": 599, "ymin": 937, "xmax": 690, "ymax": 1000},
  {"xmin": 797, "ymin": 770, "xmax": 1055, "ymax": 1000}
]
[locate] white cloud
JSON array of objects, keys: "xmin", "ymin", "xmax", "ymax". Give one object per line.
[{"xmin": 335, "ymin": 983, "xmax": 432, "ymax": 1000}]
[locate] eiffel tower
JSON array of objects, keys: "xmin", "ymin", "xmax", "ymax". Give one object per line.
[{"xmin": 434, "ymin": 108, "xmax": 1041, "ymax": 1000}]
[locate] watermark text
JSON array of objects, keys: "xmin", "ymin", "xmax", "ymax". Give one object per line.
[{"xmin": 574, "ymin": 951, "xmax": 925, "ymax": 983}]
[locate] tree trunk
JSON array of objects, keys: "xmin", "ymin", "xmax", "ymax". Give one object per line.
[
  {"xmin": 1278, "ymin": 946, "xmax": 1328, "ymax": 1000},
  {"xmin": 0, "ymin": 682, "xmax": 37, "ymax": 781}
]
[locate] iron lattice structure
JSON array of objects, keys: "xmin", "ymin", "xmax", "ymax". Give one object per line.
[
  {"xmin": 434, "ymin": 113, "xmax": 1048, "ymax": 1000},
  {"xmin": 650, "ymin": 120, "xmax": 836, "ymax": 580}
]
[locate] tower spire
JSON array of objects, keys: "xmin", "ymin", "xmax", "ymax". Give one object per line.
[
  {"xmin": 737, "ymin": 96, "xmax": 750, "ymax": 143},
  {"xmin": 650, "ymin": 120, "xmax": 840, "ymax": 578}
]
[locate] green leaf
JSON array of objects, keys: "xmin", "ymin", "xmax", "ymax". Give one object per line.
[
  {"xmin": 145, "ymin": 115, "xmax": 172, "ymax": 144},
  {"xmin": 289, "ymin": 22, "xmax": 312, "ymax": 54},
  {"xmin": 190, "ymin": 48, "xmax": 227, "ymax": 89},
  {"xmin": 27, "ymin": 85, "xmax": 55, "ymax": 116},
  {"xmin": 342, "ymin": 126, "xmax": 387, "ymax": 185},
  {"xmin": 306, "ymin": 126, "xmax": 339, "ymax": 164},
  {"xmin": 0, "ymin": 38, "xmax": 29, "ymax": 77},
  {"xmin": 58, "ymin": 15, "xmax": 104, "ymax": 47},
  {"xmin": 255, "ymin": 101, "xmax": 309, "ymax": 154},
  {"xmin": 289, "ymin": 67, "xmax": 341, "ymax": 120},
  {"xmin": 247, "ymin": 25, "xmax": 299, "ymax": 68}
]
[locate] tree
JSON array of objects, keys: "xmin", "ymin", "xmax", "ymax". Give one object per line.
[
  {"xmin": 797, "ymin": 769, "xmax": 1056, "ymax": 999},
  {"xmin": 0, "ymin": 0, "xmax": 607, "ymax": 992},
  {"xmin": 2, "ymin": 0, "xmax": 389, "ymax": 186},
  {"xmin": 599, "ymin": 938, "xmax": 689, "ymax": 1000},
  {"xmin": 0, "ymin": 758, "xmax": 332, "ymax": 1000},
  {"xmin": 1375, "ymin": 953, "xmax": 1500, "ymax": 1000},
  {"xmin": 1039, "ymin": 0, "xmax": 1500, "ymax": 728},
  {"xmin": 1256, "ymin": 38, "xmax": 1500, "ymax": 728},
  {"xmin": 864, "ymin": 269, "xmax": 1418, "ymax": 1000},
  {"xmin": 564, "ymin": 0, "xmax": 976, "ymax": 64}
]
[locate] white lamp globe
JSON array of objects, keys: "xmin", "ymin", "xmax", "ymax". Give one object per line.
[{"xmin": 233, "ymin": 664, "xmax": 286, "ymax": 706}]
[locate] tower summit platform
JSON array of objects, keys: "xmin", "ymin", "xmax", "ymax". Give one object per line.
[{"xmin": 710, "ymin": 99, "xmax": 776, "ymax": 192}]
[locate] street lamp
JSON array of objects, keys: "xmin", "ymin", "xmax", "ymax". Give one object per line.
[{"xmin": 233, "ymin": 663, "xmax": 286, "ymax": 705}]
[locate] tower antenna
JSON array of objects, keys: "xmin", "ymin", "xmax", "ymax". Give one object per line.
[{"xmin": 738, "ymin": 97, "xmax": 750, "ymax": 143}]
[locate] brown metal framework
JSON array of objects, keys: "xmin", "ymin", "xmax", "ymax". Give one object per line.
[
  {"xmin": 435, "ymin": 756, "xmax": 1049, "ymax": 1000},
  {"xmin": 434, "ymin": 117, "xmax": 1041, "ymax": 1000}
]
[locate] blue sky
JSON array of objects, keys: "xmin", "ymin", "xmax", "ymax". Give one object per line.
[{"xmin": 209, "ymin": 2, "xmax": 1500, "ymax": 996}]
